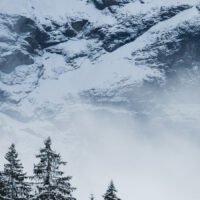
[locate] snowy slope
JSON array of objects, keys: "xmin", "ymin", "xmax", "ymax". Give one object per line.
[{"xmin": 0, "ymin": 0, "xmax": 199, "ymax": 111}]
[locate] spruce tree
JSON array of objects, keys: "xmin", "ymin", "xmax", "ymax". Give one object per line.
[
  {"xmin": 0, "ymin": 171, "xmax": 6, "ymax": 199},
  {"xmin": 103, "ymin": 181, "xmax": 120, "ymax": 200},
  {"xmin": 2, "ymin": 144, "xmax": 31, "ymax": 200},
  {"xmin": 32, "ymin": 137, "xmax": 76, "ymax": 200}
]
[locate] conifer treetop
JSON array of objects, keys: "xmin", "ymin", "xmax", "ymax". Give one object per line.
[
  {"xmin": 103, "ymin": 181, "xmax": 120, "ymax": 200},
  {"xmin": 3, "ymin": 143, "xmax": 31, "ymax": 200},
  {"xmin": 33, "ymin": 137, "xmax": 76, "ymax": 200},
  {"xmin": 4, "ymin": 143, "xmax": 26, "ymax": 179}
]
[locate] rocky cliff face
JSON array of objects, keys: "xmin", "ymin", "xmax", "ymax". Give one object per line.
[
  {"xmin": 0, "ymin": 0, "xmax": 199, "ymax": 119},
  {"xmin": 0, "ymin": 0, "xmax": 199, "ymax": 116}
]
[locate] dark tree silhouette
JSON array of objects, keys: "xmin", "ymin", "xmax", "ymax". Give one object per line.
[
  {"xmin": 2, "ymin": 144, "xmax": 31, "ymax": 200},
  {"xmin": 103, "ymin": 181, "xmax": 120, "ymax": 200},
  {"xmin": 32, "ymin": 137, "xmax": 76, "ymax": 200}
]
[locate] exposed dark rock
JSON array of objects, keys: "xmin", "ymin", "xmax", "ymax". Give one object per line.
[
  {"xmin": 159, "ymin": 5, "xmax": 192, "ymax": 19},
  {"xmin": 11, "ymin": 16, "xmax": 36, "ymax": 33},
  {"xmin": 158, "ymin": 35, "xmax": 200, "ymax": 70},
  {"xmin": 101, "ymin": 5, "xmax": 191, "ymax": 52},
  {"xmin": 0, "ymin": 50, "xmax": 34, "ymax": 74},
  {"xmin": 43, "ymin": 24, "xmax": 52, "ymax": 32},
  {"xmin": 132, "ymin": 18, "xmax": 200, "ymax": 83},
  {"xmin": 103, "ymin": 31, "xmax": 131, "ymax": 52},
  {"xmin": 11, "ymin": 15, "xmax": 50, "ymax": 50},
  {"xmin": 61, "ymin": 23, "xmax": 77, "ymax": 37},
  {"xmin": 196, "ymin": 4, "xmax": 200, "ymax": 11},
  {"xmin": 0, "ymin": 14, "xmax": 50, "ymax": 53},
  {"xmin": 85, "ymin": 26, "xmax": 106, "ymax": 40},
  {"xmin": 71, "ymin": 19, "xmax": 88, "ymax": 32},
  {"xmin": 64, "ymin": 29, "xmax": 77, "ymax": 37},
  {"xmin": 92, "ymin": 0, "xmax": 133, "ymax": 10},
  {"xmin": 83, "ymin": 4, "xmax": 191, "ymax": 52},
  {"xmin": 34, "ymin": 29, "xmax": 50, "ymax": 49},
  {"xmin": 92, "ymin": 0, "xmax": 105, "ymax": 10}
]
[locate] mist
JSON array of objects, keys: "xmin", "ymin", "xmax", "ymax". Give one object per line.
[{"xmin": 0, "ymin": 75, "xmax": 200, "ymax": 200}]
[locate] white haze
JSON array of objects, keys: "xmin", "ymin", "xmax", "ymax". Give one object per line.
[{"xmin": 0, "ymin": 80, "xmax": 200, "ymax": 200}]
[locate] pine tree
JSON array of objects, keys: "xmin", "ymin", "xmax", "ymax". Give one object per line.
[
  {"xmin": 103, "ymin": 181, "xmax": 120, "ymax": 200},
  {"xmin": 32, "ymin": 137, "xmax": 76, "ymax": 200},
  {"xmin": 0, "ymin": 171, "xmax": 6, "ymax": 199},
  {"xmin": 2, "ymin": 144, "xmax": 31, "ymax": 200}
]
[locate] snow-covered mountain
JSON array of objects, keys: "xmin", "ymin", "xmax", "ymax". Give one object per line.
[
  {"xmin": 0, "ymin": 0, "xmax": 200, "ymax": 200},
  {"xmin": 0, "ymin": 0, "xmax": 199, "ymax": 110}
]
